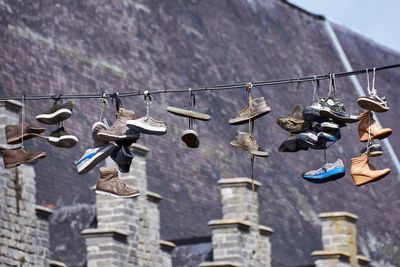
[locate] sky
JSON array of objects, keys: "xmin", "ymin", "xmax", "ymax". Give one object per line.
[{"xmin": 289, "ymin": 0, "xmax": 400, "ymax": 52}]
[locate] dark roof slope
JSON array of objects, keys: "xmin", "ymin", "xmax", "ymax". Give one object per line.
[{"xmin": 0, "ymin": 0, "xmax": 399, "ymax": 266}]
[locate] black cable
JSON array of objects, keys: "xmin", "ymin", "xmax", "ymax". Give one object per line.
[{"xmin": 0, "ymin": 63, "xmax": 399, "ymax": 101}]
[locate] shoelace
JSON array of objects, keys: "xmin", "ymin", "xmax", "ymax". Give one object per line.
[
  {"xmin": 248, "ymin": 136, "xmax": 261, "ymax": 150},
  {"xmin": 367, "ymin": 68, "xmax": 386, "ymax": 103}
]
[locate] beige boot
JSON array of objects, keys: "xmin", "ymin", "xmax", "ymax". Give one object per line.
[
  {"xmin": 95, "ymin": 167, "xmax": 140, "ymax": 198},
  {"xmin": 358, "ymin": 111, "xmax": 392, "ymax": 142},
  {"xmin": 97, "ymin": 108, "xmax": 139, "ymax": 142},
  {"xmin": 350, "ymin": 155, "xmax": 390, "ymax": 186}
]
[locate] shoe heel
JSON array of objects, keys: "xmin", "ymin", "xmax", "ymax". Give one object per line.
[{"xmin": 359, "ymin": 131, "xmax": 369, "ymax": 142}]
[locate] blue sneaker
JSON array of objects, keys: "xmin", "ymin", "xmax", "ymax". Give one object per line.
[
  {"xmin": 75, "ymin": 143, "xmax": 116, "ymax": 174},
  {"xmin": 317, "ymin": 130, "xmax": 341, "ymax": 143},
  {"xmin": 302, "ymin": 159, "xmax": 345, "ymax": 183}
]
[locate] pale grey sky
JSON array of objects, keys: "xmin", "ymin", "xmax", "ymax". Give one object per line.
[{"xmin": 289, "ymin": 0, "xmax": 400, "ymax": 52}]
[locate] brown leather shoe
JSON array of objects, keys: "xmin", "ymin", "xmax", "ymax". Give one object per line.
[
  {"xmin": 95, "ymin": 167, "xmax": 140, "ymax": 198},
  {"xmin": 2, "ymin": 147, "xmax": 47, "ymax": 169},
  {"xmin": 229, "ymin": 97, "xmax": 271, "ymax": 125},
  {"xmin": 358, "ymin": 111, "xmax": 392, "ymax": 142},
  {"xmin": 276, "ymin": 105, "xmax": 310, "ymax": 133},
  {"xmin": 97, "ymin": 108, "xmax": 140, "ymax": 142},
  {"xmin": 350, "ymin": 154, "xmax": 390, "ymax": 186},
  {"xmin": 230, "ymin": 131, "xmax": 269, "ymax": 157},
  {"xmin": 6, "ymin": 123, "xmax": 46, "ymax": 144}
]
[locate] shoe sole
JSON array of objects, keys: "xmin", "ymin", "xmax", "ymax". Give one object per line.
[
  {"xmin": 181, "ymin": 130, "xmax": 199, "ymax": 148},
  {"xmin": 228, "ymin": 109, "xmax": 271, "ymax": 125},
  {"xmin": 35, "ymin": 109, "xmax": 72, "ymax": 125},
  {"xmin": 302, "ymin": 167, "xmax": 345, "ymax": 183},
  {"xmin": 357, "ymin": 98, "xmax": 389, "ymax": 113},
  {"xmin": 127, "ymin": 122, "xmax": 167, "ymax": 136},
  {"xmin": 95, "ymin": 190, "xmax": 140, "ymax": 198},
  {"xmin": 167, "ymin": 107, "xmax": 211, "ymax": 121},
  {"xmin": 77, "ymin": 145, "xmax": 116, "ymax": 174},
  {"xmin": 4, "ymin": 152, "xmax": 47, "ymax": 169},
  {"xmin": 7, "ymin": 133, "xmax": 47, "ymax": 145},
  {"xmin": 319, "ymin": 109, "xmax": 360, "ymax": 123},
  {"xmin": 354, "ymin": 169, "xmax": 390, "ymax": 186},
  {"xmin": 48, "ymin": 135, "xmax": 79, "ymax": 148}
]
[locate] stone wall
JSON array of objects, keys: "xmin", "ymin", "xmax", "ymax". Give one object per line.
[
  {"xmin": 0, "ymin": 100, "xmax": 60, "ymax": 267},
  {"xmin": 81, "ymin": 144, "xmax": 175, "ymax": 267}
]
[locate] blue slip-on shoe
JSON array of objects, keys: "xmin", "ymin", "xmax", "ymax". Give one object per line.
[
  {"xmin": 317, "ymin": 130, "xmax": 341, "ymax": 143},
  {"xmin": 75, "ymin": 143, "xmax": 116, "ymax": 174},
  {"xmin": 302, "ymin": 159, "xmax": 345, "ymax": 184},
  {"xmin": 110, "ymin": 146, "xmax": 135, "ymax": 173}
]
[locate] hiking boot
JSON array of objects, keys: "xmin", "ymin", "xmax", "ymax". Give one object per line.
[
  {"xmin": 92, "ymin": 121, "xmax": 108, "ymax": 147},
  {"xmin": 276, "ymin": 105, "xmax": 310, "ymax": 133},
  {"xmin": 278, "ymin": 134, "xmax": 308, "ymax": 152},
  {"xmin": 181, "ymin": 129, "xmax": 199, "ymax": 148},
  {"xmin": 302, "ymin": 159, "xmax": 345, "ymax": 183},
  {"xmin": 36, "ymin": 101, "xmax": 74, "ymax": 124},
  {"xmin": 166, "ymin": 106, "xmax": 211, "ymax": 121},
  {"xmin": 2, "ymin": 147, "xmax": 47, "ymax": 169},
  {"xmin": 357, "ymin": 94, "xmax": 389, "ymax": 113},
  {"xmin": 6, "ymin": 123, "xmax": 46, "ymax": 144},
  {"xmin": 47, "ymin": 127, "xmax": 79, "ymax": 148},
  {"xmin": 230, "ymin": 131, "xmax": 269, "ymax": 157},
  {"xmin": 95, "ymin": 167, "xmax": 140, "ymax": 198},
  {"xmin": 319, "ymin": 97, "xmax": 359, "ymax": 123},
  {"xmin": 350, "ymin": 154, "xmax": 390, "ymax": 186},
  {"xmin": 97, "ymin": 108, "xmax": 140, "ymax": 142},
  {"xmin": 229, "ymin": 97, "xmax": 271, "ymax": 125},
  {"xmin": 110, "ymin": 146, "xmax": 135, "ymax": 173},
  {"xmin": 75, "ymin": 144, "xmax": 116, "ymax": 174},
  {"xmin": 126, "ymin": 116, "xmax": 167, "ymax": 135},
  {"xmin": 358, "ymin": 111, "xmax": 392, "ymax": 142}
]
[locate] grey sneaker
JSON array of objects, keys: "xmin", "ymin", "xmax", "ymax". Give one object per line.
[
  {"xmin": 166, "ymin": 106, "xmax": 211, "ymax": 121},
  {"xmin": 92, "ymin": 121, "xmax": 108, "ymax": 147},
  {"xmin": 97, "ymin": 108, "xmax": 140, "ymax": 142},
  {"xmin": 126, "ymin": 116, "xmax": 167, "ymax": 135},
  {"xmin": 230, "ymin": 131, "xmax": 269, "ymax": 157},
  {"xmin": 95, "ymin": 167, "xmax": 140, "ymax": 198},
  {"xmin": 302, "ymin": 159, "xmax": 345, "ymax": 183},
  {"xmin": 360, "ymin": 140, "xmax": 383, "ymax": 157},
  {"xmin": 229, "ymin": 97, "xmax": 271, "ymax": 125},
  {"xmin": 36, "ymin": 101, "xmax": 74, "ymax": 125}
]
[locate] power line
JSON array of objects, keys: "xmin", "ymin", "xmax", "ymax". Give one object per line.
[{"xmin": 0, "ymin": 63, "xmax": 399, "ymax": 101}]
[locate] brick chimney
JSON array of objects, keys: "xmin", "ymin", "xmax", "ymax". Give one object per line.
[
  {"xmin": 312, "ymin": 211, "xmax": 371, "ymax": 267},
  {"xmin": 200, "ymin": 177, "xmax": 273, "ymax": 267},
  {"xmin": 81, "ymin": 143, "xmax": 175, "ymax": 267}
]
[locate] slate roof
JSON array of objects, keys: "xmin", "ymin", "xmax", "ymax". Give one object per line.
[{"xmin": 0, "ymin": 0, "xmax": 399, "ymax": 266}]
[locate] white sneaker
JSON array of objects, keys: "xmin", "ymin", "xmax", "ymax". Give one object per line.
[
  {"xmin": 75, "ymin": 144, "xmax": 116, "ymax": 174},
  {"xmin": 126, "ymin": 116, "xmax": 167, "ymax": 135}
]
